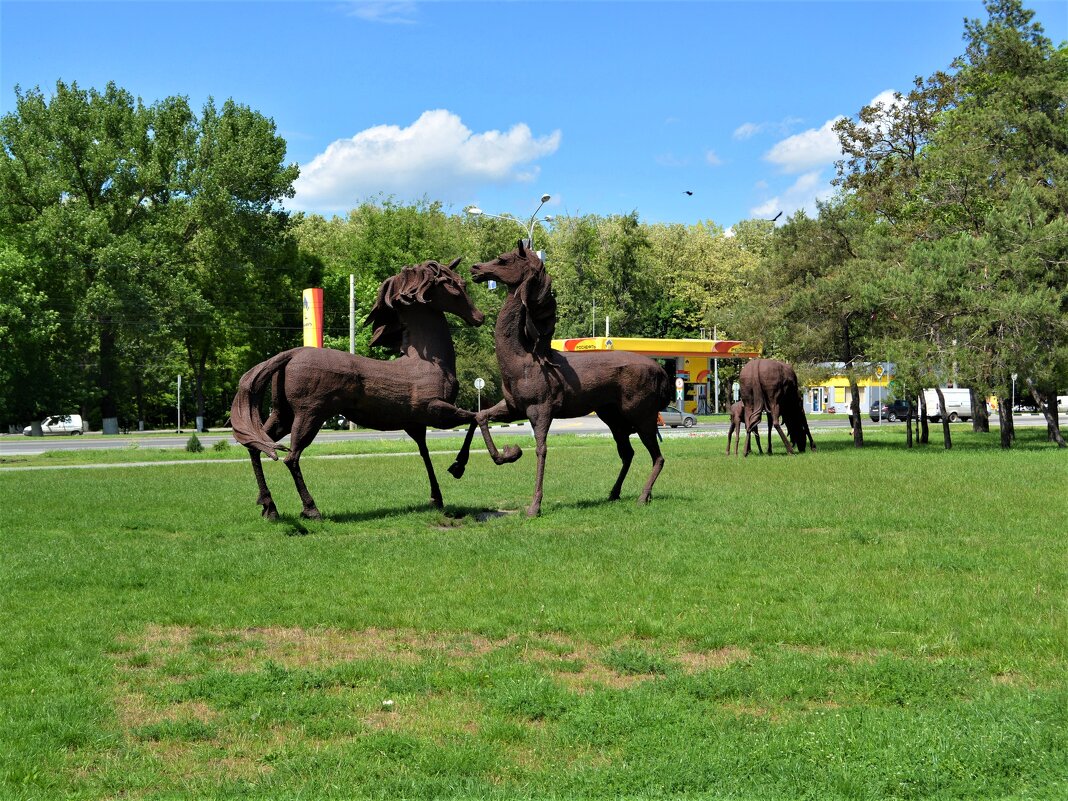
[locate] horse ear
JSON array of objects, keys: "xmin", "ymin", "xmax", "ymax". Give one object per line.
[
  {"xmin": 517, "ymin": 239, "xmax": 527, "ymax": 258},
  {"xmin": 447, "ymin": 256, "xmax": 462, "ymax": 270}
]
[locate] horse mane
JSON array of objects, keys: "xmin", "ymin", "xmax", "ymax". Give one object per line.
[
  {"xmin": 515, "ymin": 251, "xmax": 557, "ymax": 357},
  {"xmin": 365, "ymin": 258, "xmax": 462, "ymax": 353}
]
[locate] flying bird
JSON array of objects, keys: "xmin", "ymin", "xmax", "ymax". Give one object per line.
[
  {"xmin": 769, "ymin": 211, "xmax": 783, "ymax": 222},
  {"xmin": 684, "ymin": 190, "xmax": 693, "ymax": 196}
]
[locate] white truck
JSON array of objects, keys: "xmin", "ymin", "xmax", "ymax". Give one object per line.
[
  {"xmin": 921, "ymin": 388, "xmax": 973, "ymax": 422},
  {"xmin": 22, "ymin": 414, "xmax": 86, "ymax": 435}
]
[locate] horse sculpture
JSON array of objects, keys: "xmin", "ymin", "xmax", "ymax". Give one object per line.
[
  {"xmin": 448, "ymin": 242, "xmax": 671, "ymax": 516},
  {"xmin": 231, "ymin": 258, "xmax": 484, "ymax": 519},
  {"xmin": 739, "ymin": 358, "xmax": 816, "ymax": 456},
  {"xmin": 726, "ymin": 400, "xmax": 762, "ymax": 455}
]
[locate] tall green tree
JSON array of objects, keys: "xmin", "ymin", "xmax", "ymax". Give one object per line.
[{"xmin": 0, "ymin": 82, "xmax": 302, "ymax": 432}]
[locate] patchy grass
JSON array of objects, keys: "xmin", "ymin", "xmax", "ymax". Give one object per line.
[{"xmin": 1, "ymin": 426, "xmax": 1066, "ymax": 799}]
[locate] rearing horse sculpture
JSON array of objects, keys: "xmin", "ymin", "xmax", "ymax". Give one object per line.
[
  {"xmin": 448, "ymin": 242, "xmax": 671, "ymax": 516},
  {"xmin": 231, "ymin": 258, "xmax": 484, "ymax": 519}
]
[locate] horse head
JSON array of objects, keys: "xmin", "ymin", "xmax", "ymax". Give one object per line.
[
  {"xmin": 366, "ymin": 257, "xmax": 484, "ymax": 351},
  {"xmin": 472, "ymin": 241, "xmax": 556, "ymax": 352}
]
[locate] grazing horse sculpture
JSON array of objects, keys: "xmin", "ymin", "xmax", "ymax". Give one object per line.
[
  {"xmin": 448, "ymin": 242, "xmax": 671, "ymax": 516},
  {"xmin": 726, "ymin": 400, "xmax": 762, "ymax": 455},
  {"xmin": 231, "ymin": 258, "xmax": 484, "ymax": 519},
  {"xmin": 739, "ymin": 358, "xmax": 816, "ymax": 456}
]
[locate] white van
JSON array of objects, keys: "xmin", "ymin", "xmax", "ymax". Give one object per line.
[
  {"xmin": 22, "ymin": 414, "xmax": 86, "ymax": 435},
  {"xmin": 922, "ymin": 388, "xmax": 972, "ymax": 422}
]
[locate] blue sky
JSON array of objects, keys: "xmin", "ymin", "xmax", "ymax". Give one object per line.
[{"xmin": 3, "ymin": 1, "xmax": 1066, "ymax": 228}]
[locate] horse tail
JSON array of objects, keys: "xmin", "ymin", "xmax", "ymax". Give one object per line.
[
  {"xmin": 230, "ymin": 349, "xmax": 299, "ymax": 460},
  {"xmin": 657, "ymin": 362, "xmax": 673, "ymax": 409}
]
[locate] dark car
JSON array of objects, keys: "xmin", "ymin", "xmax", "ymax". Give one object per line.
[
  {"xmin": 870, "ymin": 398, "xmax": 912, "ymax": 422},
  {"xmin": 659, "ymin": 406, "xmax": 697, "ymax": 428}
]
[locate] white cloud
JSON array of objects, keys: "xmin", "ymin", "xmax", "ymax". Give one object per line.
[
  {"xmin": 733, "ymin": 122, "xmax": 763, "ymax": 140},
  {"xmin": 292, "ymin": 110, "xmax": 561, "ymax": 212},
  {"xmin": 749, "ymin": 170, "xmax": 835, "ymax": 220},
  {"xmin": 733, "ymin": 116, "xmax": 803, "ymax": 140},
  {"xmin": 705, "ymin": 150, "xmax": 723, "ymax": 167},
  {"xmin": 763, "ymin": 118, "xmax": 845, "ymax": 174},
  {"xmin": 344, "ymin": 2, "xmax": 418, "ymax": 24}
]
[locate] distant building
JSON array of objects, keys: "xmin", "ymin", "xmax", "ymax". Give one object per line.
[{"xmin": 804, "ymin": 362, "xmax": 893, "ymax": 414}]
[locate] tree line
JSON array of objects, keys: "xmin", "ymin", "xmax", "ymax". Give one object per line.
[{"xmin": 1, "ymin": 0, "xmax": 1064, "ymax": 447}]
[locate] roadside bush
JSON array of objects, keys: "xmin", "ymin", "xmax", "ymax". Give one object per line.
[{"xmin": 185, "ymin": 434, "xmax": 204, "ymax": 453}]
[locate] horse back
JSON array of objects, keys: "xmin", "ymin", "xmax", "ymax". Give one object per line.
[{"xmin": 551, "ymin": 350, "xmax": 670, "ymax": 418}]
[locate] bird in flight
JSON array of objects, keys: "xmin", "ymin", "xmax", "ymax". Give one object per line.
[
  {"xmin": 770, "ymin": 211, "xmax": 783, "ymax": 222},
  {"xmin": 684, "ymin": 190, "xmax": 693, "ymax": 196}
]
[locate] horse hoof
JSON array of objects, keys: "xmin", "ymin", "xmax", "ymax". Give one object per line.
[
  {"xmin": 430, "ymin": 497, "xmax": 444, "ymax": 509},
  {"xmin": 301, "ymin": 508, "xmax": 322, "ymax": 520},
  {"xmin": 525, "ymin": 505, "xmax": 540, "ymax": 518},
  {"xmin": 499, "ymin": 445, "xmax": 523, "ymax": 464},
  {"xmin": 447, "ymin": 462, "xmax": 466, "ymax": 479},
  {"xmin": 261, "ymin": 502, "xmax": 278, "ymax": 520}
]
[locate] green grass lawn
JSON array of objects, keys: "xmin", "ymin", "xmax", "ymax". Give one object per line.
[{"xmin": 1, "ymin": 427, "xmax": 1065, "ymax": 799}]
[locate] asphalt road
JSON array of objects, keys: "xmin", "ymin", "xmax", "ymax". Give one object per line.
[{"xmin": 0, "ymin": 414, "xmax": 1049, "ymax": 457}]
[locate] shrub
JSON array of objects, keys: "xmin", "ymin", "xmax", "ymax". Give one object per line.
[
  {"xmin": 212, "ymin": 439, "xmax": 230, "ymax": 453},
  {"xmin": 185, "ymin": 434, "xmax": 204, "ymax": 453}
]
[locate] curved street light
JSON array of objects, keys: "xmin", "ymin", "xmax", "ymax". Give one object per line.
[{"xmin": 466, "ymin": 193, "xmax": 553, "ymax": 248}]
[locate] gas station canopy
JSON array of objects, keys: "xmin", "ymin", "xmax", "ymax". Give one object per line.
[{"xmin": 551, "ymin": 337, "xmax": 761, "ymax": 359}]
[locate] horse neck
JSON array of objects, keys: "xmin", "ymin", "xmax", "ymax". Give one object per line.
[{"xmin": 396, "ymin": 307, "xmax": 456, "ymax": 369}]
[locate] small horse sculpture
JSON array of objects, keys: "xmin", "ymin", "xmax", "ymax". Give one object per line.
[
  {"xmin": 726, "ymin": 400, "xmax": 762, "ymax": 455},
  {"xmin": 448, "ymin": 242, "xmax": 671, "ymax": 516},
  {"xmin": 739, "ymin": 358, "xmax": 816, "ymax": 456},
  {"xmin": 231, "ymin": 258, "xmax": 484, "ymax": 519}
]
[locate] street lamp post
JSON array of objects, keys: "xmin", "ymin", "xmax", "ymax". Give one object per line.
[{"xmin": 466, "ymin": 193, "xmax": 553, "ymax": 249}]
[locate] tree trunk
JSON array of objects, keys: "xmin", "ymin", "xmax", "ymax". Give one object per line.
[
  {"xmin": 195, "ymin": 348, "xmax": 208, "ymax": 432},
  {"xmin": 918, "ymin": 391, "xmax": 930, "ymax": 444},
  {"xmin": 997, "ymin": 397, "xmax": 1013, "ymax": 448},
  {"xmin": 849, "ymin": 377, "xmax": 863, "ymax": 447},
  {"xmin": 933, "ymin": 386, "xmax": 952, "ymax": 450},
  {"xmin": 1026, "ymin": 379, "xmax": 1066, "ymax": 448},
  {"xmin": 1044, "ymin": 389, "xmax": 1061, "ymax": 444},
  {"xmin": 99, "ymin": 323, "xmax": 120, "ymax": 435},
  {"xmin": 905, "ymin": 403, "xmax": 914, "ymax": 448},
  {"xmin": 970, "ymin": 387, "xmax": 990, "ymax": 433}
]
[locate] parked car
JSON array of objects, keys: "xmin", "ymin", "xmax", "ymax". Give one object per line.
[
  {"xmin": 869, "ymin": 399, "xmax": 912, "ymax": 422},
  {"xmin": 659, "ymin": 406, "xmax": 696, "ymax": 428},
  {"xmin": 22, "ymin": 414, "xmax": 85, "ymax": 435}
]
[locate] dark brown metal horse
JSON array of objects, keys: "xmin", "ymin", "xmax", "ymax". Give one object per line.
[
  {"xmin": 448, "ymin": 242, "xmax": 671, "ymax": 516},
  {"xmin": 231, "ymin": 258, "xmax": 484, "ymax": 519},
  {"xmin": 739, "ymin": 358, "xmax": 816, "ymax": 456}
]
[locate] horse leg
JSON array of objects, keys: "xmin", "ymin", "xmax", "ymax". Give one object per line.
[
  {"xmin": 769, "ymin": 406, "xmax": 794, "ymax": 455},
  {"xmin": 525, "ymin": 410, "xmax": 552, "ymax": 517},
  {"xmin": 754, "ymin": 416, "xmax": 763, "ymax": 454},
  {"xmin": 407, "ymin": 426, "xmax": 443, "ymax": 508},
  {"xmin": 635, "ymin": 421, "xmax": 666, "ymax": 504},
  {"xmin": 726, "ymin": 420, "xmax": 735, "ymax": 455},
  {"xmin": 447, "ymin": 422, "xmax": 479, "ymax": 479},
  {"xmin": 473, "ymin": 400, "xmax": 524, "ymax": 465},
  {"xmin": 283, "ymin": 414, "xmax": 325, "ymax": 519},
  {"xmin": 598, "ymin": 410, "xmax": 633, "ymax": 501},
  {"xmin": 249, "ymin": 449, "xmax": 278, "ymax": 519},
  {"xmin": 448, "ymin": 400, "xmax": 522, "ymax": 478},
  {"xmin": 247, "ymin": 407, "xmax": 291, "ymax": 519}
]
